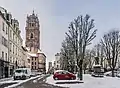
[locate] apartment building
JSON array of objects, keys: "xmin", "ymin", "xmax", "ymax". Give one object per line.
[
  {"xmin": 0, "ymin": 7, "xmax": 9, "ymax": 78},
  {"xmin": 54, "ymin": 53, "xmax": 62, "ymax": 70},
  {"xmin": 0, "ymin": 7, "xmax": 28, "ymax": 78}
]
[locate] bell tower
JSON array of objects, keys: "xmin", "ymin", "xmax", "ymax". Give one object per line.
[{"xmin": 25, "ymin": 11, "xmax": 40, "ymax": 53}]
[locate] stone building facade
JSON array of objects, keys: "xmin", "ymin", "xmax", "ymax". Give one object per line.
[
  {"xmin": 25, "ymin": 11, "xmax": 46, "ymax": 73},
  {"xmin": 0, "ymin": 7, "xmax": 9, "ymax": 78},
  {"xmin": 54, "ymin": 53, "xmax": 62, "ymax": 70},
  {"xmin": 8, "ymin": 18, "xmax": 23, "ymax": 76},
  {"xmin": 0, "ymin": 7, "xmax": 30, "ymax": 78},
  {"xmin": 25, "ymin": 11, "xmax": 40, "ymax": 54}
]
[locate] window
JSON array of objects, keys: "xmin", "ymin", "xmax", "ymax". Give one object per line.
[
  {"xmin": 13, "ymin": 33, "xmax": 14, "ymax": 41},
  {"xmin": 29, "ymin": 23, "xmax": 31, "ymax": 27},
  {"xmin": 10, "ymin": 43, "xmax": 12, "ymax": 52},
  {"xmin": 16, "ymin": 48, "xmax": 17, "ymax": 55},
  {"xmin": 2, "ymin": 36, "xmax": 8, "ymax": 47},
  {"xmin": 4, "ymin": 38, "xmax": 7, "ymax": 47},
  {"xmin": 10, "ymin": 57, "xmax": 12, "ymax": 63},
  {"xmin": 28, "ymin": 59, "xmax": 30, "ymax": 63},
  {"xmin": 2, "ymin": 36, "xmax": 4, "ymax": 44},
  {"xmin": 30, "ymin": 33, "xmax": 33, "ymax": 39},
  {"xmin": 32, "ymin": 58, "xmax": 33, "ymax": 60},
  {"xmin": 2, "ymin": 22, "xmax": 4, "ymax": 31},
  {"xmin": 35, "ymin": 66, "xmax": 36, "ymax": 69},
  {"xmin": 32, "ymin": 23, "xmax": 34, "ymax": 27},
  {"xmin": 6, "ymin": 53, "xmax": 7, "ymax": 61},
  {"xmin": 2, "ymin": 51, "xmax": 4, "ymax": 59},
  {"xmin": 14, "ymin": 23, "xmax": 15, "ymax": 28},
  {"xmin": 13, "ymin": 45, "xmax": 14, "ymax": 54},
  {"xmin": 57, "ymin": 65, "xmax": 59, "ymax": 68},
  {"xmin": 32, "ymin": 66, "xmax": 33, "ymax": 69},
  {"xmin": 16, "ymin": 37, "xmax": 17, "ymax": 43},
  {"xmin": 6, "ymin": 26, "xmax": 8, "ymax": 34},
  {"xmin": 10, "ymin": 30, "xmax": 12, "ymax": 38},
  {"xmin": 35, "ymin": 62, "xmax": 36, "ymax": 65},
  {"xmin": 35, "ymin": 58, "xmax": 36, "ymax": 60},
  {"xmin": 32, "ymin": 62, "xmax": 33, "ymax": 65}
]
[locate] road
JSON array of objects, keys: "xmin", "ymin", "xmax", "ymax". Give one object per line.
[
  {"xmin": 0, "ymin": 74, "xmax": 67, "ymax": 88},
  {"xmin": 16, "ymin": 76, "xmax": 67, "ymax": 88}
]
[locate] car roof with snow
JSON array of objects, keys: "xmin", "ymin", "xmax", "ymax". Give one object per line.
[{"xmin": 54, "ymin": 70, "xmax": 68, "ymax": 73}]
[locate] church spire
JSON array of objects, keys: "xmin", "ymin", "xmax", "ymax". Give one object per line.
[{"xmin": 32, "ymin": 10, "xmax": 35, "ymax": 15}]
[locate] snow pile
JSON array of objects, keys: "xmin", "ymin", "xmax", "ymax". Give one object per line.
[
  {"xmin": 0, "ymin": 77, "xmax": 13, "ymax": 82},
  {"xmin": 46, "ymin": 74, "xmax": 120, "ymax": 88}
]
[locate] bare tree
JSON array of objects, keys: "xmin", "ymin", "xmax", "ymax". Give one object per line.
[
  {"xmin": 85, "ymin": 49, "xmax": 96, "ymax": 72},
  {"xmin": 60, "ymin": 37, "xmax": 75, "ymax": 73},
  {"xmin": 66, "ymin": 14, "xmax": 97, "ymax": 80},
  {"xmin": 101, "ymin": 30, "xmax": 120, "ymax": 77}
]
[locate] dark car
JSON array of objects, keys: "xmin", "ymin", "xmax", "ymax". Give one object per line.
[{"xmin": 53, "ymin": 70, "xmax": 76, "ymax": 80}]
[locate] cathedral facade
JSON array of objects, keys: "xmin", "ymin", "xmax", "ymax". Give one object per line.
[{"xmin": 25, "ymin": 11, "xmax": 46, "ymax": 73}]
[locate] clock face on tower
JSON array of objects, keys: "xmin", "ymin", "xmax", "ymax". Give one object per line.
[{"xmin": 25, "ymin": 11, "xmax": 40, "ymax": 53}]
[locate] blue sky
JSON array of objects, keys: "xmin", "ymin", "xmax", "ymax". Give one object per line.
[{"xmin": 1, "ymin": 0, "xmax": 120, "ymax": 68}]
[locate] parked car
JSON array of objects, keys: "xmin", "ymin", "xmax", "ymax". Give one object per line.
[
  {"xmin": 53, "ymin": 70, "xmax": 76, "ymax": 80},
  {"xmin": 91, "ymin": 65, "xmax": 104, "ymax": 77},
  {"xmin": 13, "ymin": 68, "xmax": 31, "ymax": 80}
]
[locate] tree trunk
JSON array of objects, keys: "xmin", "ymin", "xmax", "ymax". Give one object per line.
[
  {"xmin": 112, "ymin": 68, "xmax": 115, "ymax": 77},
  {"xmin": 84, "ymin": 69, "xmax": 85, "ymax": 74},
  {"xmin": 80, "ymin": 59, "xmax": 83, "ymax": 80},
  {"xmin": 101, "ymin": 57, "xmax": 103, "ymax": 67}
]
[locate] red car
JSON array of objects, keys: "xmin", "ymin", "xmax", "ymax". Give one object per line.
[{"xmin": 53, "ymin": 70, "xmax": 76, "ymax": 80}]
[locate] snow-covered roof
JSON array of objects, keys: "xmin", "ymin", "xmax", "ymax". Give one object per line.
[
  {"xmin": 26, "ymin": 47, "xmax": 30, "ymax": 51},
  {"xmin": 54, "ymin": 70, "xmax": 67, "ymax": 73},
  {"xmin": 27, "ymin": 53, "xmax": 37, "ymax": 57},
  {"xmin": 37, "ymin": 49, "xmax": 44, "ymax": 54},
  {"xmin": 93, "ymin": 64, "xmax": 101, "ymax": 67},
  {"xmin": 37, "ymin": 49, "xmax": 41, "ymax": 53},
  {"xmin": 37, "ymin": 49, "xmax": 46, "ymax": 57}
]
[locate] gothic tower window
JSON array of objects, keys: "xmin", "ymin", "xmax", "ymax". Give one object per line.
[
  {"xmin": 32, "ymin": 23, "xmax": 34, "ymax": 27},
  {"xmin": 30, "ymin": 33, "xmax": 33, "ymax": 39}
]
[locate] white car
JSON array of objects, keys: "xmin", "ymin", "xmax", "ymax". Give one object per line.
[{"xmin": 14, "ymin": 68, "xmax": 31, "ymax": 80}]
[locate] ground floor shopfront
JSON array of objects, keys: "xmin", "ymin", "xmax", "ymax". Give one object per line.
[{"xmin": 0, "ymin": 59, "xmax": 9, "ymax": 79}]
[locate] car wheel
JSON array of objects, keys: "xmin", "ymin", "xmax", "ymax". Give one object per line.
[
  {"xmin": 54, "ymin": 77, "xmax": 58, "ymax": 80},
  {"xmin": 14, "ymin": 77, "xmax": 16, "ymax": 80},
  {"xmin": 22, "ymin": 76, "xmax": 26, "ymax": 80}
]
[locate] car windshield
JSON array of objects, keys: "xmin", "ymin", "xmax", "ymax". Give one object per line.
[
  {"xmin": 15, "ymin": 70, "xmax": 22, "ymax": 73},
  {"xmin": 15, "ymin": 69, "xmax": 27, "ymax": 74}
]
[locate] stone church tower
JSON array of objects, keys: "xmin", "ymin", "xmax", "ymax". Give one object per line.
[
  {"xmin": 25, "ymin": 11, "xmax": 40, "ymax": 53},
  {"xmin": 25, "ymin": 11, "xmax": 46, "ymax": 73}
]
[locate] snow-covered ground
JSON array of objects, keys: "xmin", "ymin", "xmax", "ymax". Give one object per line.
[
  {"xmin": 46, "ymin": 74, "xmax": 120, "ymax": 88},
  {"xmin": 5, "ymin": 75, "xmax": 44, "ymax": 88}
]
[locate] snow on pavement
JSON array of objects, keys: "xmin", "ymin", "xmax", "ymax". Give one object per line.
[
  {"xmin": 5, "ymin": 74, "xmax": 45, "ymax": 88},
  {"xmin": 46, "ymin": 74, "xmax": 120, "ymax": 88}
]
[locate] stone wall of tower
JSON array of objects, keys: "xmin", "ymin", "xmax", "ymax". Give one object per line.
[{"xmin": 25, "ymin": 12, "xmax": 40, "ymax": 53}]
